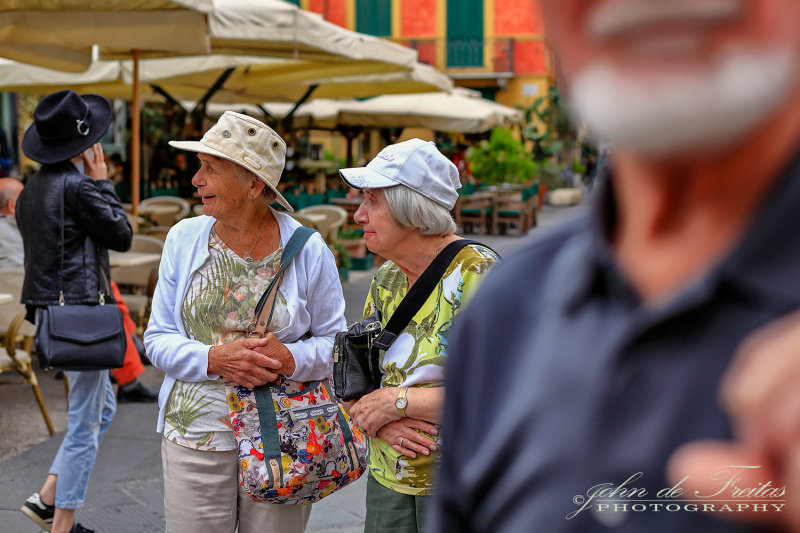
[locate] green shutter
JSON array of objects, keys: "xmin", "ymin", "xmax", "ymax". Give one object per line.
[
  {"xmin": 356, "ymin": 0, "xmax": 391, "ymax": 37},
  {"xmin": 447, "ymin": 0, "xmax": 484, "ymax": 67}
]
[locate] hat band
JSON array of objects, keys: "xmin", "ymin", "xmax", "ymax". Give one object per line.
[{"xmin": 37, "ymin": 110, "xmax": 92, "ymax": 143}]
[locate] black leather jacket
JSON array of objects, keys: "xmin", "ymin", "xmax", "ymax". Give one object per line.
[{"xmin": 16, "ymin": 162, "xmax": 132, "ymax": 309}]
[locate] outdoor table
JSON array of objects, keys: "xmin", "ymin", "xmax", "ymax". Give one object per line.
[
  {"xmin": 301, "ymin": 212, "xmax": 327, "ymax": 226},
  {"xmin": 0, "ymin": 293, "xmax": 11, "ymax": 305},
  {"xmin": 137, "ymin": 204, "xmax": 180, "ymax": 225},
  {"xmin": 109, "ymin": 251, "xmax": 162, "ymax": 268}
]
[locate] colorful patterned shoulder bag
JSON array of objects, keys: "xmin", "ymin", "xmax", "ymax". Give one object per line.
[{"xmin": 228, "ymin": 226, "xmax": 367, "ymax": 504}]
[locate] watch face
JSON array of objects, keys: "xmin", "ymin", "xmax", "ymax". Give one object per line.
[{"xmin": 395, "ymin": 397, "xmax": 408, "ymax": 409}]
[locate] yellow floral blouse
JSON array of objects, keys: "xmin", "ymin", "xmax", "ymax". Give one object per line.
[{"xmin": 363, "ymin": 243, "xmax": 498, "ymax": 495}]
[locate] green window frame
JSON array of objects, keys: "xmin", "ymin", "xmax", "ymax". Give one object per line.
[
  {"xmin": 447, "ymin": 0, "xmax": 484, "ymax": 67},
  {"xmin": 356, "ymin": 0, "xmax": 391, "ymax": 37}
]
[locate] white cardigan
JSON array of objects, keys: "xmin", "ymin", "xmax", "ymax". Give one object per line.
[{"xmin": 144, "ymin": 211, "xmax": 346, "ymax": 432}]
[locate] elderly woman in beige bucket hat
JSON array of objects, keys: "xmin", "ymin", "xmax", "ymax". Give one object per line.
[{"xmin": 144, "ymin": 111, "xmax": 345, "ymax": 533}]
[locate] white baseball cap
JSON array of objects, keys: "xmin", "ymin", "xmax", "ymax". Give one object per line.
[
  {"xmin": 339, "ymin": 138, "xmax": 461, "ymax": 209},
  {"xmin": 169, "ymin": 111, "xmax": 293, "ymax": 211}
]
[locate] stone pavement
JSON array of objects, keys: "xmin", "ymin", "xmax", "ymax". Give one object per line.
[{"xmin": 0, "ymin": 201, "xmax": 585, "ymax": 532}]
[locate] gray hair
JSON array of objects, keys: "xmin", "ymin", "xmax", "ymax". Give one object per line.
[
  {"xmin": 382, "ymin": 185, "xmax": 457, "ymax": 236},
  {"xmin": 234, "ymin": 164, "xmax": 277, "ymax": 203}
]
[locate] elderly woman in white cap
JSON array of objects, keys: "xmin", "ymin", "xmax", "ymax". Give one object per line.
[
  {"xmin": 144, "ymin": 111, "xmax": 345, "ymax": 533},
  {"xmin": 340, "ymin": 139, "xmax": 499, "ymax": 533}
]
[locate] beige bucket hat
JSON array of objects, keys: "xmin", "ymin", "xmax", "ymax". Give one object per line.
[{"xmin": 169, "ymin": 110, "xmax": 293, "ymax": 211}]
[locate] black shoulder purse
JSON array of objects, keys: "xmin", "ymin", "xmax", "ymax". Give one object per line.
[
  {"xmin": 333, "ymin": 239, "xmax": 493, "ymax": 401},
  {"xmin": 34, "ymin": 178, "xmax": 126, "ymax": 371}
]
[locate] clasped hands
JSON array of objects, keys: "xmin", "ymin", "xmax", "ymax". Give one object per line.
[
  {"xmin": 207, "ymin": 333, "xmax": 295, "ymax": 389},
  {"xmin": 350, "ymin": 387, "xmax": 438, "ymax": 460}
]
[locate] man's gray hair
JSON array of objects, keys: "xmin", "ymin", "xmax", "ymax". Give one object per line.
[
  {"xmin": 382, "ymin": 185, "xmax": 457, "ymax": 236},
  {"xmin": 234, "ymin": 164, "xmax": 277, "ymax": 203}
]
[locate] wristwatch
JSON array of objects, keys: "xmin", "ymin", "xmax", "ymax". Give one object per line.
[{"xmin": 395, "ymin": 387, "xmax": 409, "ymax": 417}]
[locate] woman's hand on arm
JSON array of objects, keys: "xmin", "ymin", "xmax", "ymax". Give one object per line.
[
  {"xmin": 350, "ymin": 386, "xmax": 445, "ymax": 436},
  {"xmin": 377, "ymin": 418, "xmax": 439, "ymax": 459},
  {"xmin": 350, "ymin": 387, "xmax": 402, "ymax": 436},
  {"xmin": 208, "ymin": 336, "xmax": 282, "ymax": 389}
]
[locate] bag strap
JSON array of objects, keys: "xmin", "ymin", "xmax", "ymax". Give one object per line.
[
  {"xmin": 372, "ymin": 239, "xmax": 494, "ymax": 351},
  {"xmin": 58, "ymin": 174, "xmax": 109, "ymax": 306},
  {"xmin": 250, "ymin": 225, "xmax": 317, "ymax": 337},
  {"xmin": 250, "ymin": 225, "xmax": 318, "ymax": 486}
]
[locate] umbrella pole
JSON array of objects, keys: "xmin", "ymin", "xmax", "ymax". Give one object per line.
[{"xmin": 131, "ymin": 49, "xmax": 141, "ymax": 215}]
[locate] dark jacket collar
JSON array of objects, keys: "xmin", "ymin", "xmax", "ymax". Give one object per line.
[{"xmin": 563, "ymin": 148, "xmax": 800, "ymax": 314}]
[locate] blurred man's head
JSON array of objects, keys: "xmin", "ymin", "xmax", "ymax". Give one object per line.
[
  {"xmin": 541, "ymin": 0, "xmax": 800, "ymax": 157},
  {"xmin": 0, "ymin": 177, "xmax": 22, "ymax": 215}
]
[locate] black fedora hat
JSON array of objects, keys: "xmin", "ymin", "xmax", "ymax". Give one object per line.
[{"xmin": 22, "ymin": 90, "xmax": 113, "ymax": 164}]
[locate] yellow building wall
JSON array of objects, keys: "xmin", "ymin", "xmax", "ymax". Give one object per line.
[{"xmin": 497, "ymin": 75, "xmax": 551, "ymax": 109}]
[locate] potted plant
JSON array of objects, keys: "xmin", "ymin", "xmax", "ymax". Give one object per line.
[{"xmin": 465, "ymin": 128, "xmax": 537, "ymax": 186}]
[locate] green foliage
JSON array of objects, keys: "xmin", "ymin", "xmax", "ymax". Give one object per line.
[
  {"xmin": 572, "ymin": 155, "xmax": 585, "ymax": 174},
  {"xmin": 465, "ymin": 128, "xmax": 537, "ymax": 186},
  {"xmin": 331, "ymin": 242, "xmax": 352, "ymax": 269},
  {"xmin": 338, "ymin": 228, "xmax": 364, "ymax": 240},
  {"xmin": 519, "ymin": 87, "xmax": 576, "ymax": 161},
  {"xmin": 517, "ymin": 86, "xmax": 583, "ymax": 188}
]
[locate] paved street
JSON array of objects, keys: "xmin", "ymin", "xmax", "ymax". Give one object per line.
[{"xmin": 0, "ymin": 201, "xmax": 585, "ymax": 532}]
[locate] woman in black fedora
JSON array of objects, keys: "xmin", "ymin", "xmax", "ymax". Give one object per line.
[{"xmin": 16, "ymin": 90, "xmax": 132, "ymax": 533}]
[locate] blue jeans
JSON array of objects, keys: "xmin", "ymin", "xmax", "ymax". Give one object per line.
[{"xmin": 49, "ymin": 370, "xmax": 116, "ymax": 509}]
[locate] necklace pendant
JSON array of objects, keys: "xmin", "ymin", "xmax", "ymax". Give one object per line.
[{"xmin": 245, "ymin": 255, "xmax": 254, "ymax": 263}]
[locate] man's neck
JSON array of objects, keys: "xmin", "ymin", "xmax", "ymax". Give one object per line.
[{"xmin": 612, "ymin": 89, "xmax": 800, "ymax": 303}]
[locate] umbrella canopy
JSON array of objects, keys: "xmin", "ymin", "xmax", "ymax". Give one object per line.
[
  {"xmin": 149, "ymin": 59, "xmax": 452, "ymax": 103},
  {"xmin": 0, "ymin": 0, "xmax": 415, "ymax": 70},
  {"xmin": 0, "ymin": 0, "xmax": 418, "ymax": 212},
  {"xmin": 0, "ymin": 56, "xmax": 450, "ymax": 106},
  {"xmin": 255, "ymin": 88, "xmax": 522, "ymax": 133},
  {"xmin": 335, "ymin": 87, "xmax": 523, "ymax": 133},
  {"xmin": 205, "ymin": 99, "xmax": 346, "ymax": 130},
  {"xmin": 0, "ymin": 1, "xmax": 211, "ymax": 72}
]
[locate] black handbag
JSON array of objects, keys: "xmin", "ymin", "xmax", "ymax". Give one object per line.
[
  {"xmin": 333, "ymin": 239, "xmax": 493, "ymax": 401},
  {"xmin": 35, "ymin": 301, "xmax": 126, "ymax": 371},
  {"xmin": 34, "ymin": 177, "xmax": 126, "ymax": 371}
]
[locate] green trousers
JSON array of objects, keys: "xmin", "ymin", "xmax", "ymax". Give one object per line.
[{"xmin": 364, "ymin": 472, "xmax": 431, "ymax": 533}]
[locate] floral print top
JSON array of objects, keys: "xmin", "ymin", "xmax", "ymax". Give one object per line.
[
  {"xmin": 363, "ymin": 244, "xmax": 499, "ymax": 495},
  {"xmin": 162, "ymin": 227, "xmax": 288, "ymax": 451}
]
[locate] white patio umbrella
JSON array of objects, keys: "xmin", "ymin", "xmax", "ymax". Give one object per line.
[
  {"xmin": 253, "ymin": 87, "xmax": 522, "ymax": 133},
  {"xmin": 205, "ymin": 98, "xmax": 346, "ymax": 130},
  {"xmin": 335, "ymin": 87, "xmax": 523, "ymax": 133},
  {"xmin": 0, "ymin": 56, "xmax": 451, "ymax": 136},
  {"xmin": 0, "ymin": 0, "xmax": 417, "ymax": 212},
  {"xmin": 145, "ymin": 58, "xmax": 450, "ymax": 104},
  {"xmin": 0, "ymin": 56, "xmax": 440, "ymax": 103}
]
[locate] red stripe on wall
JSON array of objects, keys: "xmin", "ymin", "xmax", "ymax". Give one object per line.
[
  {"xmin": 495, "ymin": 0, "xmax": 543, "ymax": 34},
  {"xmin": 308, "ymin": 0, "xmax": 347, "ymax": 28},
  {"xmin": 513, "ymin": 40, "xmax": 547, "ymax": 74},
  {"xmin": 402, "ymin": 0, "xmax": 437, "ymax": 37}
]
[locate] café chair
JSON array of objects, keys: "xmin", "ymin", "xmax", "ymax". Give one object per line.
[
  {"xmin": 0, "ymin": 269, "xmax": 55, "ymax": 435},
  {"xmin": 455, "ymin": 194, "xmax": 492, "ymax": 235}
]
